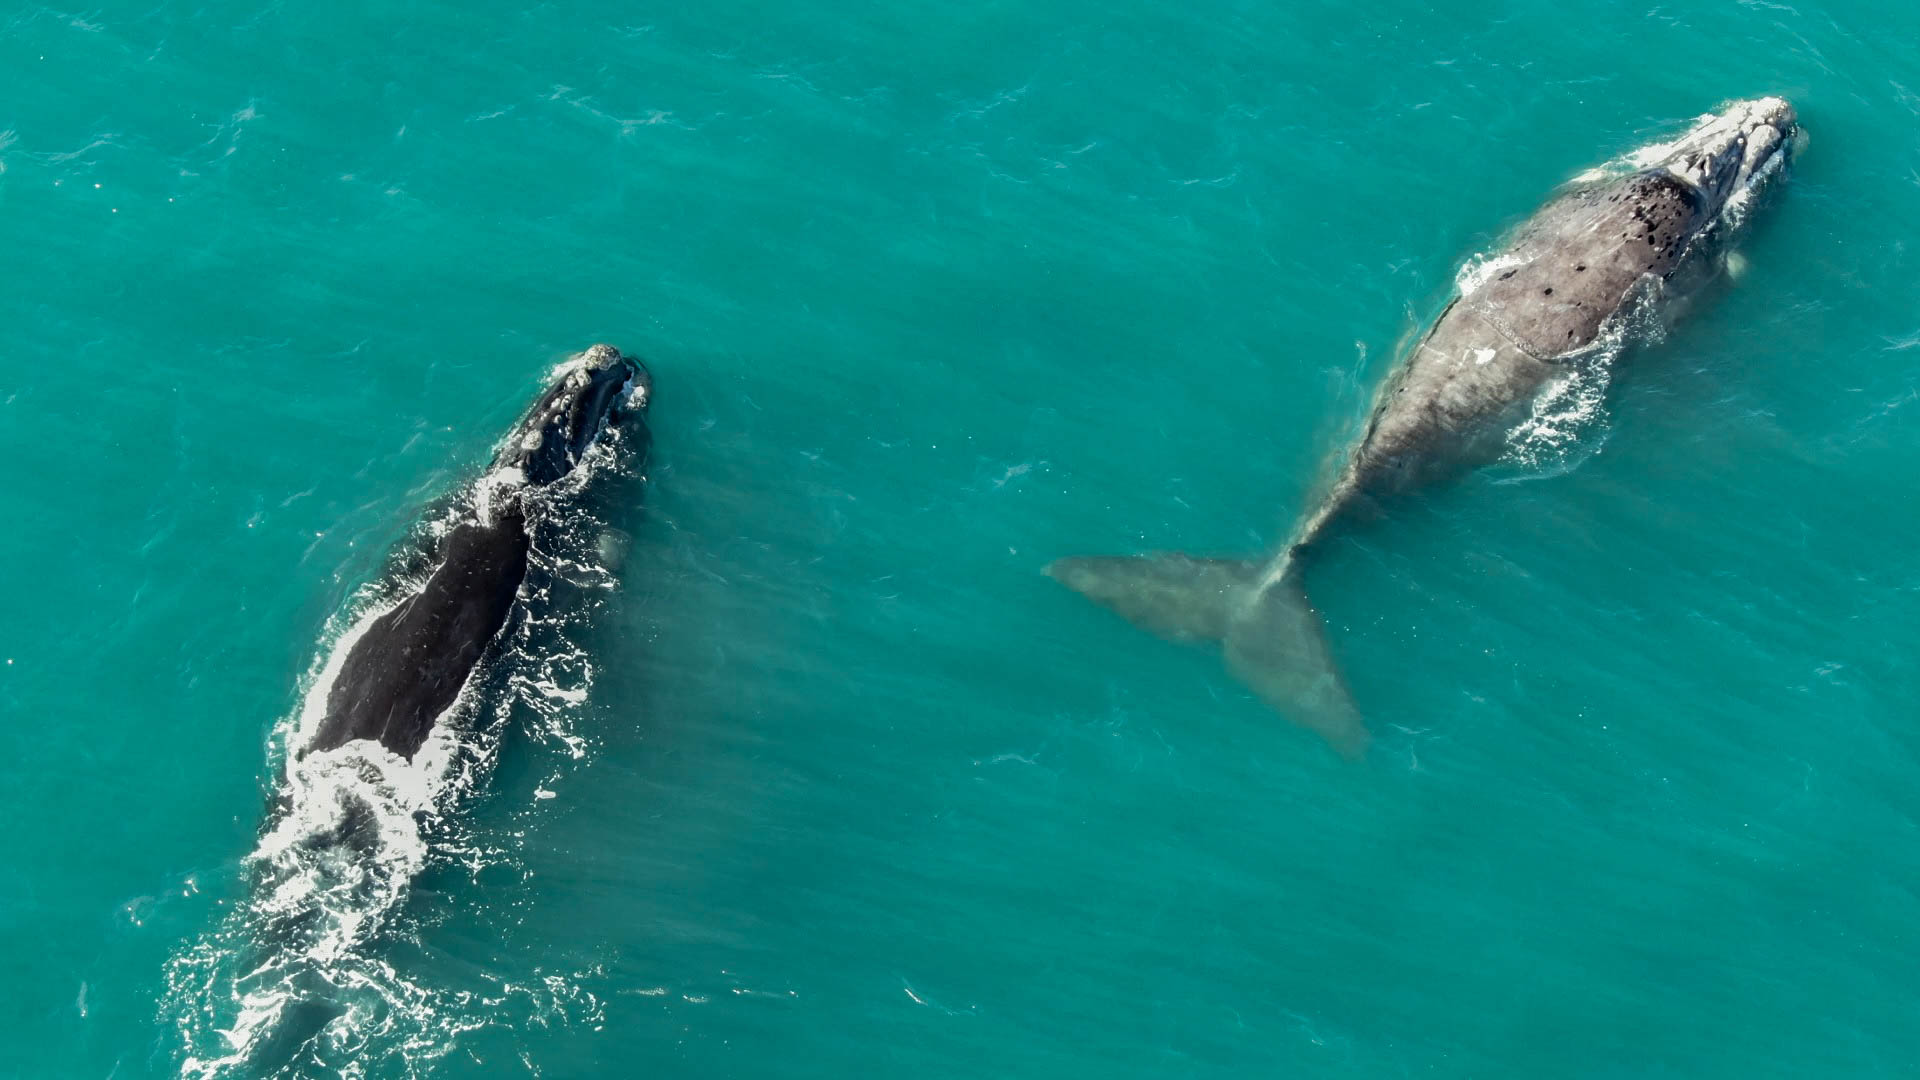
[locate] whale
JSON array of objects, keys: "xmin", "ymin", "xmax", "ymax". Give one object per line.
[
  {"xmin": 1047, "ymin": 97, "xmax": 1800, "ymax": 758},
  {"xmin": 164, "ymin": 345, "xmax": 652, "ymax": 1077},
  {"xmin": 305, "ymin": 343, "xmax": 649, "ymax": 760}
]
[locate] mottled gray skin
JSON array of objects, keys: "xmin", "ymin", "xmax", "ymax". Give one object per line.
[
  {"xmin": 1301, "ymin": 100, "xmax": 1796, "ymax": 550},
  {"xmin": 1051, "ymin": 98, "xmax": 1799, "ymax": 757},
  {"xmin": 1297, "ymin": 173, "xmax": 1711, "ymax": 545}
]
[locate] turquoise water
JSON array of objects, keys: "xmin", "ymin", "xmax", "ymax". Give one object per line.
[{"xmin": 6, "ymin": 0, "xmax": 1920, "ymax": 1073}]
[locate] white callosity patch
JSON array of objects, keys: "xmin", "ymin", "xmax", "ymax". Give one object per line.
[
  {"xmin": 1571, "ymin": 96, "xmax": 1796, "ymax": 207},
  {"xmin": 161, "ymin": 353, "xmax": 647, "ymax": 1078}
]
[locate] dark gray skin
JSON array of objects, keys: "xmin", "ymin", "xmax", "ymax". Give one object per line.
[
  {"xmin": 305, "ymin": 344, "xmax": 649, "ymax": 761},
  {"xmin": 1051, "ymin": 98, "xmax": 1799, "ymax": 757}
]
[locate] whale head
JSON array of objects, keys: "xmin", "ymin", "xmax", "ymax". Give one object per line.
[
  {"xmin": 1653, "ymin": 96, "xmax": 1799, "ymax": 216},
  {"xmin": 501, "ymin": 343, "xmax": 650, "ymax": 486}
]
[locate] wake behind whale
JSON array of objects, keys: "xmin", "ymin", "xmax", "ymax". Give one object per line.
[{"xmin": 163, "ymin": 345, "xmax": 652, "ymax": 1076}]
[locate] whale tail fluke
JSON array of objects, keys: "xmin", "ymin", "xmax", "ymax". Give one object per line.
[
  {"xmin": 1045, "ymin": 554, "xmax": 1259, "ymax": 642},
  {"xmin": 1221, "ymin": 570, "xmax": 1370, "ymax": 759},
  {"xmin": 1045, "ymin": 554, "xmax": 1369, "ymax": 759}
]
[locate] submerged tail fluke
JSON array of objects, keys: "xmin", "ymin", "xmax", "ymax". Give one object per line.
[
  {"xmin": 1221, "ymin": 569, "xmax": 1369, "ymax": 759},
  {"xmin": 1046, "ymin": 554, "xmax": 1258, "ymax": 642},
  {"xmin": 1045, "ymin": 554, "xmax": 1369, "ymax": 759}
]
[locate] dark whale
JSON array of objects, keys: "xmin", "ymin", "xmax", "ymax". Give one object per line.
[
  {"xmin": 305, "ymin": 343, "xmax": 649, "ymax": 761},
  {"xmin": 165, "ymin": 344, "xmax": 653, "ymax": 1076},
  {"xmin": 1048, "ymin": 97, "xmax": 1800, "ymax": 757}
]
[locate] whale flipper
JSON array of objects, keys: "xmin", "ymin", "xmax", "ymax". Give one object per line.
[{"xmin": 1047, "ymin": 554, "xmax": 1369, "ymax": 757}]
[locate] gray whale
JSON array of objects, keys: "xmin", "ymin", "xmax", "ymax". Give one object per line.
[{"xmin": 1049, "ymin": 97, "xmax": 1800, "ymax": 757}]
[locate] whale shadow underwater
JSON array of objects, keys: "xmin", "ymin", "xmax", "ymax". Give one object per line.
[{"xmin": 1048, "ymin": 97, "xmax": 1803, "ymax": 758}]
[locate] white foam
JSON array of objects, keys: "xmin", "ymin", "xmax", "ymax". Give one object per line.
[
  {"xmin": 1456, "ymin": 251, "xmax": 1526, "ymax": 296},
  {"xmin": 1498, "ymin": 361, "xmax": 1615, "ymax": 478},
  {"xmin": 471, "ymin": 464, "xmax": 528, "ymax": 526}
]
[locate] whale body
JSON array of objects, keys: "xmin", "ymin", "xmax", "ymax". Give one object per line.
[
  {"xmin": 1049, "ymin": 98, "xmax": 1801, "ymax": 757},
  {"xmin": 164, "ymin": 345, "xmax": 652, "ymax": 1077},
  {"xmin": 306, "ymin": 343, "xmax": 647, "ymax": 760}
]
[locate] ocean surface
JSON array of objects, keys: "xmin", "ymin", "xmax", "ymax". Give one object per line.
[{"xmin": 5, "ymin": 0, "xmax": 1920, "ymax": 1075}]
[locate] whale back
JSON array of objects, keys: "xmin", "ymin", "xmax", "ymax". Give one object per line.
[
  {"xmin": 304, "ymin": 347, "xmax": 647, "ymax": 763},
  {"xmin": 1467, "ymin": 169, "xmax": 1709, "ymax": 360},
  {"xmin": 307, "ymin": 504, "xmax": 532, "ymax": 760}
]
